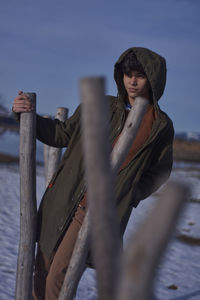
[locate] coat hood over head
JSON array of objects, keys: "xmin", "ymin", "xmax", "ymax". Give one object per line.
[{"xmin": 114, "ymin": 47, "xmax": 167, "ymax": 104}]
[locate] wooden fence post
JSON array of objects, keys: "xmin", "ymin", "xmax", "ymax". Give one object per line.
[
  {"xmin": 116, "ymin": 182, "xmax": 189, "ymax": 300},
  {"xmin": 80, "ymin": 77, "xmax": 121, "ymax": 300},
  {"xmin": 43, "ymin": 115, "xmax": 51, "ymax": 183},
  {"xmin": 111, "ymin": 96, "xmax": 149, "ymax": 172},
  {"xmin": 44, "ymin": 107, "xmax": 68, "ymax": 187},
  {"xmin": 15, "ymin": 93, "xmax": 37, "ymax": 300},
  {"xmin": 58, "ymin": 78, "xmax": 149, "ymax": 300}
]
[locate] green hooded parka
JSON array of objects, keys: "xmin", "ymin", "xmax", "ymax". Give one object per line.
[{"xmin": 35, "ymin": 47, "xmax": 174, "ymax": 260}]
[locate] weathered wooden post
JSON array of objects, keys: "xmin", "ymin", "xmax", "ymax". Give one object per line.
[
  {"xmin": 116, "ymin": 182, "xmax": 189, "ymax": 300},
  {"xmin": 111, "ymin": 96, "xmax": 149, "ymax": 172},
  {"xmin": 15, "ymin": 93, "xmax": 37, "ymax": 300},
  {"xmin": 58, "ymin": 77, "xmax": 149, "ymax": 299},
  {"xmin": 43, "ymin": 115, "xmax": 51, "ymax": 183},
  {"xmin": 44, "ymin": 107, "xmax": 68, "ymax": 187},
  {"xmin": 80, "ymin": 77, "xmax": 121, "ymax": 300}
]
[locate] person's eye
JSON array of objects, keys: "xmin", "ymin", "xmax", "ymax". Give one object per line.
[
  {"xmin": 125, "ymin": 73, "xmax": 132, "ymax": 78},
  {"xmin": 137, "ymin": 73, "xmax": 145, "ymax": 78}
]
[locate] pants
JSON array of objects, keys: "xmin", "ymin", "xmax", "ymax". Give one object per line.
[{"xmin": 33, "ymin": 203, "xmax": 86, "ymax": 300}]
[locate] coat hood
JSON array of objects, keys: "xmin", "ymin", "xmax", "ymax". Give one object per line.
[{"xmin": 114, "ymin": 47, "xmax": 167, "ymax": 103}]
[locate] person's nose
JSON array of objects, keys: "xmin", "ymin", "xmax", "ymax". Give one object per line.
[{"xmin": 130, "ymin": 76, "xmax": 137, "ymax": 86}]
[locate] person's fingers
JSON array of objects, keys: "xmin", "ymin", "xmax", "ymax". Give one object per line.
[
  {"xmin": 14, "ymin": 95, "xmax": 31, "ymax": 105},
  {"xmin": 13, "ymin": 107, "xmax": 31, "ymax": 113},
  {"xmin": 13, "ymin": 92, "xmax": 35, "ymax": 113},
  {"xmin": 13, "ymin": 99, "xmax": 34, "ymax": 112},
  {"xmin": 13, "ymin": 102, "xmax": 30, "ymax": 109},
  {"xmin": 18, "ymin": 94, "xmax": 30, "ymax": 100},
  {"xmin": 13, "ymin": 104, "xmax": 33, "ymax": 112},
  {"xmin": 14, "ymin": 98, "xmax": 31, "ymax": 104}
]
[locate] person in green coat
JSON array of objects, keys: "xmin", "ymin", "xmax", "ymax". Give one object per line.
[{"xmin": 13, "ymin": 47, "xmax": 174, "ymax": 299}]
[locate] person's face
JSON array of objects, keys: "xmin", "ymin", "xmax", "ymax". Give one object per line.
[{"xmin": 123, "ymin": 71, "xmax": 150, "ymax": 105}]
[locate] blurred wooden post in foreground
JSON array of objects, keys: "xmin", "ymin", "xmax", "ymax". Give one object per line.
[
  {"xmin": 116, "ymin": 182, "xmax": 189, "ymax": 300},
  {"xmin": 80, "ymin": 77, "xmax": 121, "ymax": 300},
  {"xmin": 44, "ymin": 107, "xmax": 68, "ymax": 187},
  {"xmin": 15, "ymin": 93, "xmax": 37, "ymax": 300},
  {"xmin": 59, "ymin": 78, "xmax": 149, "ymax": 300}
]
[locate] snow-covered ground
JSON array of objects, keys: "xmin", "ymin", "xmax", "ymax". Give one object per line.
[{"xmin": 0, "ymin": 162, "xmax": 200, "ymax": 300}]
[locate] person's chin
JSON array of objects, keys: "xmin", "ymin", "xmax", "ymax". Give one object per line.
[{"xmin": 128, "ymin": 92, "xmax": 138, "ymax": 99}]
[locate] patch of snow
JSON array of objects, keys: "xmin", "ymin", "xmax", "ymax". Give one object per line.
[{"xmin": 0, "ymin": 164, "xmax": 200, "ymax": 299}]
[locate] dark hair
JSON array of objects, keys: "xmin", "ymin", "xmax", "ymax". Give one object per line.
[{"xmin": 121, "ymin": 52, "xmax": 146, "ymax": 76}]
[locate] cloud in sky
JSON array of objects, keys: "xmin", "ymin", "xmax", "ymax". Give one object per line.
[{"xmin": 0, "ymin": 0, "xmax": 199, "ymax": 131}]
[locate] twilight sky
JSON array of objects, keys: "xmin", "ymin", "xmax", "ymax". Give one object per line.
[{"xmin": 0, "ymin": 0, "xmax": 199, "ymax": 132}]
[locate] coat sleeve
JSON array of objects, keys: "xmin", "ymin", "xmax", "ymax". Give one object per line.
[
  {"xmin": 134, "ymin": 126, "xmax": 174, "ymax": 204},
  {"xmin": 12, "ymin": 105, "xmax": 81, "ymax": 148},
  {"xmin": 36, "ymin": 105, "xmax": 81, "ymax": 147}
]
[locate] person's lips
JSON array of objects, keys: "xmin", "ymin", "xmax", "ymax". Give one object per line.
[{"xmin": 128, "ymin": 88, "xmax": 138, "ymax": 92}]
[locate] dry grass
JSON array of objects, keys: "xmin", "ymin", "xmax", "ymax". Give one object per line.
[
  {"xmin": 0, "ymin": 153, "xmax": 19, "ymax": 163},
  {"xmin": 0, "ymin": 138, "xmax": 200, "ymax": 164},
  {"xmin": 173, "ymin": 139, "xmax": 200, "ymax": 162}
]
